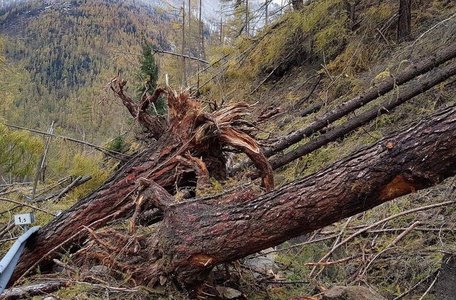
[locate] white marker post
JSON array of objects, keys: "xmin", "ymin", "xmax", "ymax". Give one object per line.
[{"xmin": 14, "ymin": 213, "xmax": 35, "ymax": 227}]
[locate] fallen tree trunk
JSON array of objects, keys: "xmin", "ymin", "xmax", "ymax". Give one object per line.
[
  {"xmin": 53, "ymin": 105, "xmax": 456, "ymax": 292},
  {"xmin": 265, "ymin": 42, "xmax": 456, "ymax": 157},
  {"xmin": 269, "ymin": 59, "xmax": 456, "ymax": 169},
  {"xmin": 149, "ymin": 105, "xmax": 456, "ymax": 288}
]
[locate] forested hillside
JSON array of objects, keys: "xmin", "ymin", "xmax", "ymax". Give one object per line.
[
  {"xmin": 0, "ymin": 0, "xmax": 173, "ymax": 137},
  {"xmin": 0, "ymin": 0, "xmax": 455, "ymax": 299}
]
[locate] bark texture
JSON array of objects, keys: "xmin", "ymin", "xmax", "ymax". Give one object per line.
[
  {"xmin": 291, "ymin": 0, "xmax": 304, "ymax": 10},
  {"xmin": 397, "ymin": 0, "xmax": 412, "ymax": 41}
]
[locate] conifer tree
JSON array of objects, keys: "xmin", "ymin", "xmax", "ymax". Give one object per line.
[
  {"xmin": 137, "ymin": 44, "xmax": 167, "ymax": 115},
  {"xmin": 139, "ymin": 44, "xmax": 159, "ymax": 94}
]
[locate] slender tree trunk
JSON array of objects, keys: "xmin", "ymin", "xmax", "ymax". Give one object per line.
[
  {"xmin": 269, "ymin": 60, "xmax": 456, "ymax": 169},
  {"xmin": 182, "ymin": 4, "xmax": 187, "ymax": 86},
  {"xmin": 199, "ymin": 0, "xmax": 205, "ymax": 60},
  {"xmin": 245, "ymin": 0, "xmax": 249, "ymax": 36},
  {"xmin": 291, "ymin": 0, "xmax": 304, "ymax": 10},
  {"xmin": 397, "ymin": 0, "xmax": 412, "ymax": 41}
]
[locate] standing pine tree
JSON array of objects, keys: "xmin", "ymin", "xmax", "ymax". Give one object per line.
[{"xmin": 137, "ymin": 44, "xmax": 167, "ymax": 115}]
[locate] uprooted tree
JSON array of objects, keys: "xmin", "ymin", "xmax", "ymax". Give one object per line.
[{"xmin": 9, "ymin": 56, "xmax": 456, "ymax": 293}]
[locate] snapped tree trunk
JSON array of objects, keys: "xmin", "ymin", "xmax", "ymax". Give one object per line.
[{"xmin": 397, "ymin": 0, "xmax": 412, "ymax": 42}]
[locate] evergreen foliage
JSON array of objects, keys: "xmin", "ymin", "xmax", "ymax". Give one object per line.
[
  {"xmin": 138, "ymin": 44, "xmax": 159, "ymax": 94},
  {"xmin": 137, "ymin": 43, "xmax": 167, "ymax": 115}
]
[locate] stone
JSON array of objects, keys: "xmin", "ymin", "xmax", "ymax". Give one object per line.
[
  {"xmin": 323, "ymin": 286, "xmax": 386, "ymax": 300},
  {"xmin": 433, "ymin": 254, "xmax": 456, "ymax": 300},
  {"xmin": 215, "ymin": 286, "xmax": 243, "ymax": 299}
]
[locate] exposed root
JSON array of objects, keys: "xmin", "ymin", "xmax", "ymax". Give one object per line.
[
  {"xmin": 111, "ymin": 78, "xmax": 274, "ymax": 193},
  {"xmin": 73, "ymin": 227, "xmax": 163, "ymax": 287}
]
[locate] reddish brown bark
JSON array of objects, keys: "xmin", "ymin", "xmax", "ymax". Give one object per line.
[
  {"xmin": 10, "ymin": 83, "xmax": 273, "ymax": 285},
  {"xmin": 154, "ymin": 105, "xmax": 456, "ymax": 287}
]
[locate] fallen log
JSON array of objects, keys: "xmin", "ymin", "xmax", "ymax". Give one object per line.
[
  {"xmin": 34, "ymin": 176, "xmax": 92, "ymax": 203},
  {"xmin": 1, "ymin": 280, "xmax": 68, "ymax": 299},
  {"xmin": 53, "ymin": 105, "xmax": 456, "ymax": 291},
  {"xmin": 269, "ymin": 58, "xmax": 456, "ymax": 169},
  {"xmin": 263, "ymin": 43, "xmax": 456, "ymax": 159}
]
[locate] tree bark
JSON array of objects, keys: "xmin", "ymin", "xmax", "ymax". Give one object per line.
[
  {"xmin": 291, "ymin": 0, "xmax": 304, "ymax": 10},
  {"xmin": 397, "ymin": 0, "xmax": 412, "ymax": 42},
  {"xmin": 152, "ymin": 105, "xmax": 456, "ymax": 288}
]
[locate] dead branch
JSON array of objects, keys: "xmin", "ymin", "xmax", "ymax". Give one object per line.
[{"xmin": 3, "ymin": 124, "xmax": 129, "ymax": 160}]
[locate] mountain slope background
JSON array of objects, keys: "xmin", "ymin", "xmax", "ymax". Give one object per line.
[{"xmin": 0, "ymin": 0, "xmax": 175, "ymax": 138}]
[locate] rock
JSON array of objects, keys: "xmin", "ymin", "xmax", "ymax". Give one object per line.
[
  {"xmin": 89, "ymin": 265, "xmax": 110, "ymax": 275},
  {"xmin": 244, "ymin": 248, "xmax": 278, "ymax": 278},
  {"xmin": 323, "ymin": 286, "xmax": 386, "ymax": 300},
  {"xmin": 215, "ymin": 286, "xmax": 243, "ymax": 299},
  {"xmin": 433, "ymin": 254, "xmax": 456, "ymax": 300}
]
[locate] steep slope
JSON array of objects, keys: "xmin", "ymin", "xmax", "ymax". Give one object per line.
[{"xmin": 197, "ymin": 0, "xmax": 456, "ymax": 298}]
